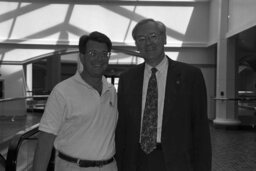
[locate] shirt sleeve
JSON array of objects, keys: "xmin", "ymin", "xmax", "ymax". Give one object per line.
[{"xmin": 39, "ymin": 88, "xmax": 66, "ymax": 135}]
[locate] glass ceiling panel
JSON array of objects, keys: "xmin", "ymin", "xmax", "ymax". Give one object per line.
[
  {"xmin": 0, "ymin": 1, "xmax": 207, "ymax": 63},
  {"xmin": 0, "ymin": 2, "xmax": 19, "ymax": 16}
]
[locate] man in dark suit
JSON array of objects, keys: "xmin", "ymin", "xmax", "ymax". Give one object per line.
[{"xmin": 115, "ymin": 18, "xmax": 212, "ymax": 171}]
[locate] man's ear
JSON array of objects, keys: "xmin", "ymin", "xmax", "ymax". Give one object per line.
[
  {"xmin": 77, "ymin": 53, "xmax": 84, "ymax": 73},
  {"xmin": 163, "ymin": 34, "xmax": 167, "ymax": 45},
  {"xmin": 79, "ymin": 53, "xmax": 84, "ymax": 62},
  {"xmin": 135, "ymin": 41, "xmax": 140, "ymax": 51}
]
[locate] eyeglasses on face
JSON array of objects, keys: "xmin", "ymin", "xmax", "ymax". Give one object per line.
[
  {"xmin": 135, "ymin": 32, "xmax": 161, "ymax": 44},
  {"xmin": 85, "ymin": 50, "xmax": 111, "ymax": 59}
]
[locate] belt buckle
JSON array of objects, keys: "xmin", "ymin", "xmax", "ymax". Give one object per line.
[
  {"xmin": 95, "ymin": 161, "xmax": 103, "ymax": 168},
  {"xmin": 76, "ymin": 159, "xmax": 81, "ymax": 166}
]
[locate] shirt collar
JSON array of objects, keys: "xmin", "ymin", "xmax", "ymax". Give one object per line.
[
  {"xmin": 102, "ymin": 76, "xmax": 112, "ymax": 94},
  {"xmin": 145, "ymin": 55, "xmax": 168, "ymax": 75},
  {"xmin": 74, "ymin": 71, "xmax": 112, "ymax": 94}
]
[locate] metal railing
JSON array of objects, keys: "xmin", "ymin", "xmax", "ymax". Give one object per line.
[
  {"xmin": 0, "ymin": 153, "xmax": 5, "ymax": 170},
  {"xmin": 5, "ymin": 124, "xmax": 55, "ymax": 171},
  {"xmin": 6, "ymin": 124, "xmax": 39, "ymax": 171},
  {"xmin": 0, "ymin": 95, "xmax": 48, "ymax": 103}
]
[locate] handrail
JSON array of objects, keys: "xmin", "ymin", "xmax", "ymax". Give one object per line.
[
  {"xmin": 0, "ymin": 47, "xmax": 142, "ymax": 65},
  {"xmin": 6, "ymin": 124, "xmax": 39, "ymax": 171},
  {"xmin": 0, "ymin": 95, "xmax": 48, "ymax": 103},
  {"xmin": 0, "ymin": 153, "xmax": 5, "ymax": 170},
  {"xmin": 239, "ymin": 104, "xmax": 256, "ymax": 111},
  {"xmin": 213, "ymin": 97, "xmax": 256, "ymax": 101},
  {"xmin": 5, "ymin": 124, "xmax": 55, "ymax": 171}
]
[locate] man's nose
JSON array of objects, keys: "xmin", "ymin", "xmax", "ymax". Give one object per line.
[
  {"xmin": 145, "ymin": 35, "xmax": 154, "ymax": 44},
  {"xmin": 94, "ymin": 53, "xmax": 108, "ymax": 61}
]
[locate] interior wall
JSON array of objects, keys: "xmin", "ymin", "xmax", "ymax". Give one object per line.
[
  {"xmin": 209, "ymin": 0, "xmax": 256, "ymax": 46},
  {"xmin": 227, "ymin": 0, "xmax": 256, "ymax": 37},
  {"xmin": 0, "ymin": 65, "xmax": 27, "ymax": 116},
  {"xmin": 208, "ymin": 0, "xmax": 221, "ymax": 45}
]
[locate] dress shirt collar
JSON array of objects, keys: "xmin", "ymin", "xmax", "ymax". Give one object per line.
[{"xmin": 145, "ymin": 55, "xmax": 168, "ymax": 75}]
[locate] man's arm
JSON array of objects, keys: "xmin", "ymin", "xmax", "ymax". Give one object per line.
[
  {"xmin": 192, "ymin": 68, "xmax": 212, "ymax": 170},
  {"xmin": 115, "ymin": 75, "xmax": 126, "ymax": 171},
  {"xmin": 32, "ymin": 131, "xmax": 56, "ymax": 171}
]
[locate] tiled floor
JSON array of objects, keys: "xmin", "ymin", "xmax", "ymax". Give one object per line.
[
  {"xmin": 211, "ymin": 125, "xmax": 256, "ymax": 171},
  {"xmin": 0, "ymin": 113, "xmax": 256, "ymax": 170}
]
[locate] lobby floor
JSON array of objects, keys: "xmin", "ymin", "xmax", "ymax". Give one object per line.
[{"xmin": 211, "ymin": 125, "xmax": 256, "ymax": 171}]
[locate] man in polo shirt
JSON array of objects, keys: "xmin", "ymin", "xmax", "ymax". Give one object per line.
[{"xmin": 33, "ymin": 31, "xmax": 118, "ymax": 171}]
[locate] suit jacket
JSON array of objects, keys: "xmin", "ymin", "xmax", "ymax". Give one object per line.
[{"xmin": 115, "ymin": 58, "xmax": 212, "ymax": 171}]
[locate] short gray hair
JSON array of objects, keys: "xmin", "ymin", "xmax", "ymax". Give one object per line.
[{"xmin": 132, "ymin": 18, "xmax": 166, "ymax": 40}]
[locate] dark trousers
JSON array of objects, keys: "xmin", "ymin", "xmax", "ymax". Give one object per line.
[{"xmin": 136, "ymin": 144, "xmax": 167, "ymax": 171}]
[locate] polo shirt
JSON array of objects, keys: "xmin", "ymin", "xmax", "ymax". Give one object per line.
[{"xmin": 39, "ymin": 72, "xmax": 118, "ymax": 160}]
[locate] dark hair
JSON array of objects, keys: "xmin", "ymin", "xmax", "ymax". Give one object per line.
[
  {"xmin": 79, "ymin": 31, "xmax": 112, "ymax": 54},
  {"xmin": 132, "ymin": 18, "xmax": 166, "ymax": 40}
]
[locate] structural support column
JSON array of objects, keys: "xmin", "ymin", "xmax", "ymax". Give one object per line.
[
  {"xmin": 46, "ymin": 55, "xmax": 61, "ymax": 92},
  {"xmin": 214, "ymin": 0, "xmax": 240, "ymax": 126},
  {"xmin": 25, "ymin": 64, "xmax": 33, "ymax": 96}
]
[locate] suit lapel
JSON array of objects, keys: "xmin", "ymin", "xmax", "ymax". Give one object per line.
[
  {"xmin": 162, "ymin": 58, "xmax": 181, "ymax": 127},
  {"xmin": 131, "ymin": 59, "xmax": 182, "ymax": 135},
  {"xmin": 130, "ymin": 64, "xmax": 145, "ymax": 137}
]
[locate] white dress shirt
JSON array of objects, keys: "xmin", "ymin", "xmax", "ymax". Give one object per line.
[{"xmin": 141, "ymin": 56, "xmax": 168, "ymax": 143}]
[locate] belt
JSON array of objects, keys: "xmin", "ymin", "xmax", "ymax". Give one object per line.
[
  {"xmin": 58, "ymin": 152, "xmax": 114, "ymax": 168},
  {"xmin": 156, "ymin": 143, "xmax": 162, "ymax": 150}
]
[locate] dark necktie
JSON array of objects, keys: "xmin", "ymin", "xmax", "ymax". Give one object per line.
[{"xmin": 140, "ymin": 67, "xmax": 158, "ymax": 154}]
